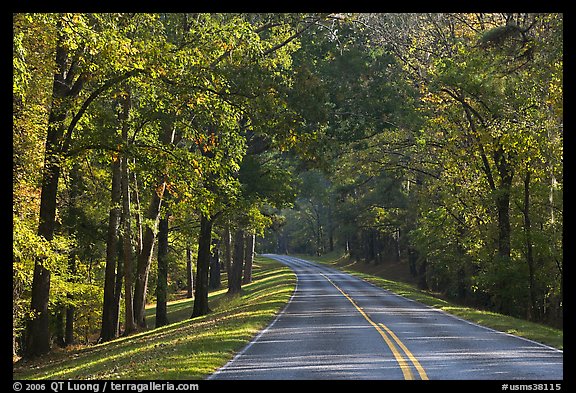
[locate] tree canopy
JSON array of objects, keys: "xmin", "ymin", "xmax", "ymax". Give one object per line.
[{"xmin": 13, "ymin": 12, "xmax": 562, "ymax": 359}]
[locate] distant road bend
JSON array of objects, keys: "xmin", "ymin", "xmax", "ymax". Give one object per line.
[{"xmin": 209, "ymin": 255, "xmax": 563, "ymax": 380}]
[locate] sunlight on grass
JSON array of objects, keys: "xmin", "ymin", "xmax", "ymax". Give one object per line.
[{"xmin": 14, "ymin": 257, "xmax": 296, "ymax": 380}]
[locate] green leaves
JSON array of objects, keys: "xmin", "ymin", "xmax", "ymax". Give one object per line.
[
  {"xmin": 13, "ymin": 12, "xmax": 563, "ymax": 357},
  {"xmin": 389, "ymin": 13, "xmax": 563, "ymax": 320}
]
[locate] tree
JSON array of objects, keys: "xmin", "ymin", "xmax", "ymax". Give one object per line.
[
  {"xmin": 132, "ymin": 114, "xmax": 175, "ymax": 330},
  {"xmin": 242, "ymin": 233, "xmax": 255, "ymax": 284},
  {"xmin": 262, "ymin": 13, "xmax": 561, "ymax": 325},
  {"xmin": 186, "ymin": 13, "xmax": 330, "ymax": 314},
  {"xmin": 155, "ymin": 209, "xmax": 170, "ymax": 327},
  {"xmin": 100, "ymin": 150, "xmax": 122, "ymax": 342},
  {"xmin": 14, "ymin": 12, "xmax": 561, "ymax": 357},
  {"xmin": 191, "ymin": 215, "xmax": 214, "ymax": 317},
  {"xmin": 209, "ymin": 237, "xmax": 221, "ymax": 289},
  {"xmin": 228, "ymin": 229, "xmax": 245, "ymax": 295},
  {"xmin": 360, "ymin": 13, "xmax": 562, "ymax": 321},
  {"xmin": 268, "ymin": 15, "xmax": 419, "ymax": 262},
  {"xmin": 21, "ymin": 13, "xmax": 146, "ymax": 357}
]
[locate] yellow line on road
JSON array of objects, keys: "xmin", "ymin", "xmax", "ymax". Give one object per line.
[
  {"xmin": 379, "ymin": 323, "xmax": 428, "ymax": 380},
  {"xmin": 321, "ymin": 273, "xmax": 428, "ymax": 380}
]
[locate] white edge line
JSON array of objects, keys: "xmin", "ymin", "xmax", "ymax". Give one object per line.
[
  {"xmin": 208, "ymin": 253, "xmax": 561, "ymax": 381},
  {"xmin": 348, "ymin": 269, "xmax": 564, "ymax": 353},
  {"xmin": 206, "ymin": 255, "xmax": 299, "ymax": 380},
  {"xmin": 285, "ymin": 255, "xmax": 563, "ymax": 354}
]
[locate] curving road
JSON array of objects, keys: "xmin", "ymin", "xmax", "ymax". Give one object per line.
[{"xmin": 209, "ymin": 255, "xmax": 563, "ymax": 380}]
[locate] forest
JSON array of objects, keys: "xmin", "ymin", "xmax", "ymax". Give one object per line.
[{"xmin": 13, "ymin": 13, "xmax": 562, "ymax": 360}]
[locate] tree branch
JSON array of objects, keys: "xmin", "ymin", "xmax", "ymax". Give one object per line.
[
  {"xmin": 440, "ymin": 87, "xmax": 497, "ymax": 191},
  {"xmin": 261, "ymin": 17, "xmax": 320, "ymax": 57},
  {"xmin": 62, "ymin": 68, "xmax": 145, "ymax": 154}
]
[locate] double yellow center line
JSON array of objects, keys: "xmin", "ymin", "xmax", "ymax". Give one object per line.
[{"xmin": 321, "ymin": 273, "xmax": 428, "ymax": 380}]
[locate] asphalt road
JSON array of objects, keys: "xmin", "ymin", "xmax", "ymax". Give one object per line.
[{"xmin": 209, "ymin": 255, "xmax": 563, "ymax": 380}]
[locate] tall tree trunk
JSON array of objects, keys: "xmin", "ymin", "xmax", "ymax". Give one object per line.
[
  {"xmin": 315, "ymin": 205, "xmax": 323, "ymax": 256},
  {"xmin": 462, "ymin": 97, "xmax": 513, "ymax": 266},
  {"xmin": 64, "ymin": 251, "xmax": 77, "ymax": 346},
  {"xmin": 367, "ymin": 230, "xmax": 376, "ymax": 263},
  {"xmin": 548, "ymin": 171, "xmax": 562, "ymax": 324},
  {"xmin": 121, "ymin": 163, "xmax": 136, "ymax": 334},
  {"xmin": 113, "ymin": 252, "xmax": 124, "ymax": 335},
  {"xmin": 393, "ymin": 228, "xmax": 401, "ymax": 263},
  {"xmin": 209, "ymin": 238, "xmax": 221, "ymax": 289},
  {"xmin": 522, "ymin": 170, "xmax": 537, "ymax": 320},
  {"xmin": 64, "ymin": 162, "xmax": 81, "ymax": 346},
  {"xmin": 242, "ymin": 233, "xmax": 255, "ymax": 284},
  {"xmin": 25, "ymin": 26, "xmax": 70, "ymax": 357},
  {"xmin": 494, "ymin": 146, "xmax": 514, "ymax": 263},
  {"xmin": 495, "ymin": 191, "xmax": 512, "ymax": 261},
  {"xmin": 155, "ymin": 212, "xmax": 170, "ymax": 328},
  {"xmin": 133, "ymin": 118, "xmax": 175, "ymax": 329},
  {"xmin": 26, "ymin": 123, "xmax": 59, "ymax": 357},
  {"xmin": 65, "ymin": 297, "xmax": 75, "ymax": 346},
  {"xmin": 492, "ymin": 146, "xmax": 514, "ymax": 315},
  {"xmin": 192, "ymin": 214, "xmax": 213, "ymax": 317},
  {"xmin": 327, "ymin": 202, "xmax": 334, "ymax": 252},
  {"xmin": 186, "ymin": 242, "xmax": 194, "ymax": 299},
  {"xmin": 132, "ymin": 160, "xmax": 143, "ymax": 255},
  {"xmin": 228, "ymin": 229, "xmax": 245, "ymax": 295},
  {"xmin": 132, "ymin": 189, "xmax": 163, "ymax": 329},
  {"xmin": 408, "ymin": 246, "xmax": 418, "ymax": 277},
  {"xmin": 223, "ymin": 223, "xmax": 232, "ymax": 280},
  {"xmin": 100, "ymin": 156, "xmax": 122, "ymax": 342},
  {"xmin": 24, "ymin": 17, "xmax": 140, "ymax": 356},
  {"xmin": 417, "ymin": 257, "xmax": 429, "ymax": 290},
  {"xmin": 119, "ymin": 91, "xmax": 137, "ymax": 335},
  {"xmin": 55, "ymin": 308, "xmax": 65, "ymax": 347}
]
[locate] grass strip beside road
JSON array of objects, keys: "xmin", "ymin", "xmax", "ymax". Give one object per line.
[
  {"xmin": 13, "ymin": 256, "xmax": 296, "ymax": 380},
  {"xmin": 305, "ymin": 252, "xmax": 563, "ymax": 351}
]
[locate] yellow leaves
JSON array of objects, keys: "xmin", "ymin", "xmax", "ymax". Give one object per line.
[
  {"xmin": 191, "ymin": 158, "xmax": 202, "ymax": 176},
  {"xmin": 277, "ymin": 130, "xmax": 300, "ymax": 152},
  {"xmin": 547, "ymin": 62, "xmax": 563, "ymax": 117},
  {"xmin": 421, "ymin": 91, "xmax": 444, "ymax": 105},
  {"xmin": 219, "ymin": 41, "xmax": 234, "ymax": 51},
  {"xmin": 288, "ymin": 132, "xmax": 298, "ymax": 146},
  {"xmin": 164, "ymin": 182, "xmax": 179, "ymax": 199},
  {"xmin": 184, "ymin": 94, "xmax": 210, "ymax": 110},
  {"xmin": 155, "ymin": 182, "xmax": 166, "ymax": 198},
  {"xmin": 191, "ymin": 132, "xmax": 218, "ymax": 156},
  {"xmin": 207, "ymin": 132, "xmax": 217, "ymax": 148},
  {"xmin": 196, "ymin": 95, "xmax": 207, "ymax": 105}
]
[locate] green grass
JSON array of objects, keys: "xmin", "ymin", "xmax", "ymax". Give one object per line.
[
  {"xmin": 303, "ymin": 251, "xmax": 563, "ymax": 350},
  {"xmin": 13, "ymin": 251, "xmax": 561, "ymax": 380},
  {"xmin": 13, "ymin": 256, "xmax": 296, "ymax": 380}
]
